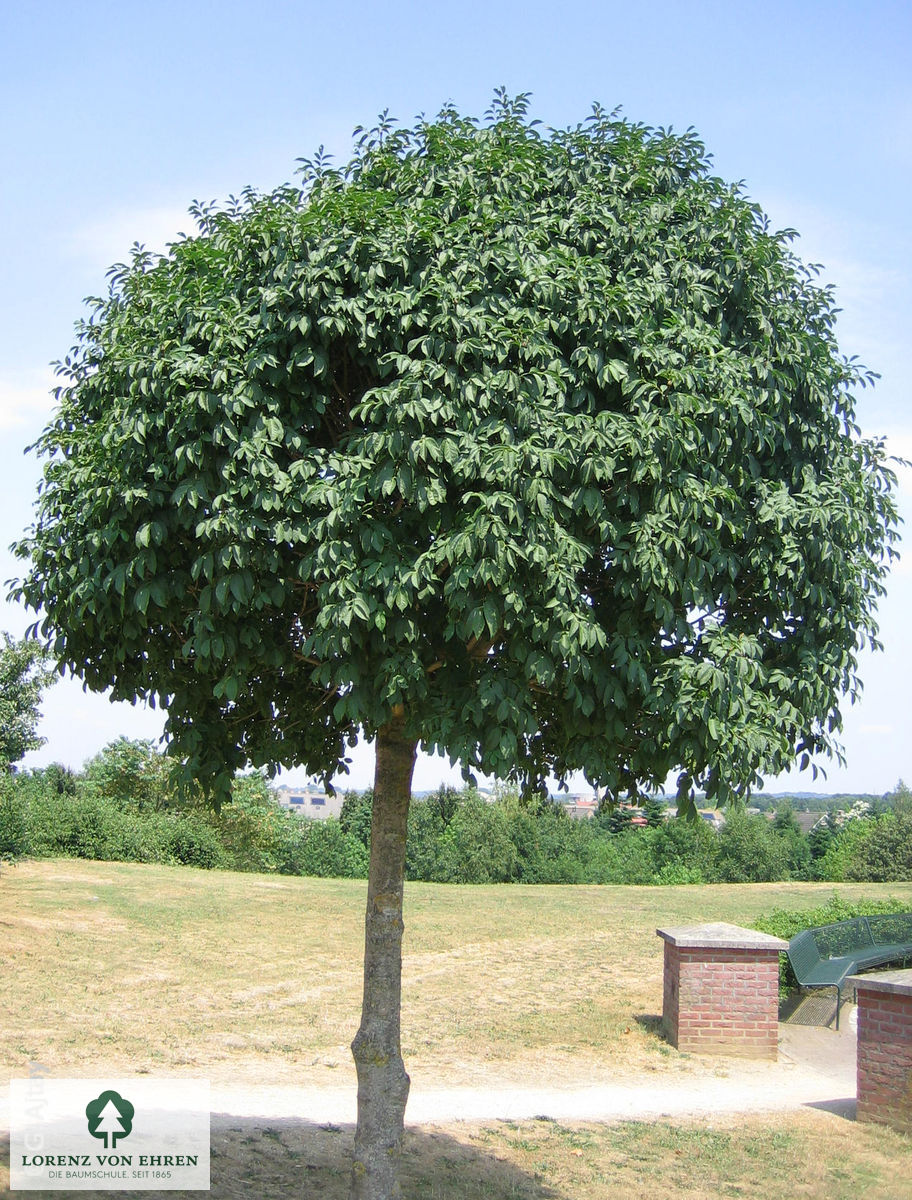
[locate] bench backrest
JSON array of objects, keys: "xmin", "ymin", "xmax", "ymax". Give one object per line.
[
  {"xmin": 812, "ymin": 916, "xmax": 874, "ymax": 959},
  {"xmin": 866, "ymin": 912, "xmax": 912, "ymax": 946},
  {"xmin": 788, "ymin": 929, "xmax": 823, "ymax": 978},
  {"xmin": 788, "ymin": 913, "xmax": 912, "ymax": 979}
]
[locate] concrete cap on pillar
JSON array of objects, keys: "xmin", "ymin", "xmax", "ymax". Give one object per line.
[
  {"xmin": 845, "ymin": 968, "xmax": 912, "ymax": 996},
  {"xmin": 657, "ymin": 922, "xmax": 788, "ymax": 950}
]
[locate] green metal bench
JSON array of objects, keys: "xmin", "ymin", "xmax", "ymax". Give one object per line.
[{"xmin": 787, "ymin": 913, "xmax": 912, "ymax": 1029}]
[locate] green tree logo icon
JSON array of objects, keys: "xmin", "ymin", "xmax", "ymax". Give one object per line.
[{"xmin": 85, "ymin": 1090, "xmax": 135, "ymax": 1148}]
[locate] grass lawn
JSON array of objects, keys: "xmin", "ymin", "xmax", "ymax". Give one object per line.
[{"xmin": 2, "ymin": 858, "xmax": 911, "ymax": 1197}]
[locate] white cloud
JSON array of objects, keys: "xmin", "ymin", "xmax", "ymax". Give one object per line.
[{"xmin": 0, "ymin": 368, "xmax": 58, "ymax": 433}]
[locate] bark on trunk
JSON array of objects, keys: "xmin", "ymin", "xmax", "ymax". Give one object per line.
[{"xmin": 349, "ymin": 716, "xmax": 417, "ymax": 1200}]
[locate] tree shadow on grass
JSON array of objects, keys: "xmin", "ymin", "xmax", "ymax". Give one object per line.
[{"xmin": 1, "ymin": 1117, "xmax": 561, "ymax": 1200}]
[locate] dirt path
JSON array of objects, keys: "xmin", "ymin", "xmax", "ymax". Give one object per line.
[
  {"xmin": 0, "ymin": 1020, "xmax": 858, "ymax": 1135},
  {"xmin": 205, "ymin": 1021, "xmax": 858, "ymax": 1128}
]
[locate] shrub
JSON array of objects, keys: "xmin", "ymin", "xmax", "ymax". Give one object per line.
[
  {"xmin": 209, "ymin": 774, "xmax": 289, "ymax": 871},
  {"xmin": 23, "ymin": 789, "xmax": 169, "ymax": 863},
  {"xmin": 650, "ymin": 817, "xmax": 716, "ymax": 882},
  {"xmin": 581, "ymin": 828, "xmax": 656, "ymax": 884},
  {"xmin": 165, "ymin": 817, "xmax": 229, "ymax": 869},
  {"xmin": 405, "ymin": 795, "xmax": 449, "ymax": 881},
  {"xmin": 771, "ymin": 803, "xmax": 812, "ymax": 878},
  {"xmin": 652, "ymin": 861, "xmax": 705, "ymax": 885},
  {"xmin": 278, "ymin": 818, "xmax": 368, "ymax": 878},
  {"xmin": 813, "ymin": 816, "xmax": 877, "ymax": 882},
  {"xmin": 80, "ymin": 737, "xmax": 180, "ymax": 812},
  {"xmin": 844, "ymin": 813, "xmax": 912, "ymax": 882},
  {"xmin": 433, "ymin": 792, "xmax": 519, "ymax": 883},
  {"xmin": 710, "ymin": 810, "xmax": 791, "ymax": 882},
  {"xmin": 0, "ymin": 775, "xmax": 30, "ymax": 861},
  {"xmin": 504, "ymin": 800, "xmax": 585, "ymax": 883},
  {"xmin": 340, "ymin": 789, "xmax": 373, "ymax": 849},
  {"xmin": 13, "ymin": 764, "xmax": 909, "ymax": 888}
]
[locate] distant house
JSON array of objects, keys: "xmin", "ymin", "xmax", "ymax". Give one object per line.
[
  {"xmin": 560, "ymin": 794, "xmax": 599, "ymax": 819},
  {"xmin": 796, "ymin": 811, "xmax": 828, "ymax": 834},
  {"xmin": 556, "ymin": 795, "xmax": 655, "ymax": 824},
  {"xmin": 274, "ymin": 785, "xmax": 344, "ymax": 820}
]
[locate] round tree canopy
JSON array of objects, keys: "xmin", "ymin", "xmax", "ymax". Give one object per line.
[{"xmin": 14, "ymin": 93, "xmax": 900, "ymax": 810}]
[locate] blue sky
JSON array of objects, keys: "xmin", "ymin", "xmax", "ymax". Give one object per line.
[{"xmin": 1, "ymin": 0, "xmax": 909, "ymax": 794}]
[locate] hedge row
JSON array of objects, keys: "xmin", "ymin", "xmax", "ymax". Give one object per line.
[
  {"xmin": 0, "ymin": 778, "xmax": 367, "ymax": 878},
  {"xmin": 4, "ymin": 766, "xmax": 912, "ymax": 887}
]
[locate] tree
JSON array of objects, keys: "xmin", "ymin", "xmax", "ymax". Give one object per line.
[
  {"xmin": 643, "ymin": 795, "xmax": 667, "ymax": 828},
  {"xmin": 711, "ymin": 809, "xmax": 792, "ymax": 882},
  {"xmin": 807, "ymin": 812, "xmax": 836, "ymax": 862},
  {"xmin": 651, "ymin": 814, "xmax": 717, "ymax": 882},
  {"xmin": 12, "ymin": 93, "xmax": 899, "ymax": 1198},
  {"xmin": 339, "ymin": 788, "xmax": 374, "ymax": 849},
  {"xmin": 82, "ymin": 737, "xmax": 179, "ymax": 811},
  {"xmin": 845, "ymin": 812, "xmax": 912, "ymax": 882},
  {"xmin": 770, "ymin": 801, "xmax": 812, "ymax": 877},
  {"xmin": 887, "ymin": 779, "xmax": 912, "ymax": 818},
  {"xmin": 0, "ymin": 633, "xmax": 55, "ymax": 769},
  {"xmin": 606, "ymin": 803, "xmax": 635, "ymax": 834}
]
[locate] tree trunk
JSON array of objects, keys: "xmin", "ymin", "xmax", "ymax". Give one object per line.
[{"xmin": 349, "ymin": 715, "xmax": 416, "ymax": 1200}]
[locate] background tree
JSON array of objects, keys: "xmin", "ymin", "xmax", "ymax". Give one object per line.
[
  {"xmin": 771, "ymin": 800, "xmax": 812, "ymax": 877},
  {"xmin": 807, "ymin": 811, "xmax": 837, "ymax": 864},
  {"xmin": 711, "ymin": 809, "xmax": 793, "ymax": 882},
  {"xmin": 426, "ymin": 782, "xmax": 463, "ymax": 829},
  {"xmin": 606, "ymin": 803, "xmax": 635, "ymax": 834},
  {"xmin": 650, "ymin": 814, "xmax": 717, "ymax": 883},
  {"xmin": 339, "ymin": 788, "xmax": 374, "ymax": 850},
  {"xmin": 642, "ymin": 795, "xmax": 667, "ymax": 828},
  {"xmin": 36, "ymin": 762, "xmax": 78, "ymax": 796},
  {"xmin": 82, "ymin": 737, "xmax": 179, "ymax": 811},
  {"xmin": 887, "ymin": 779, "xmax": 912, "ymax": 818},
  {"xmin": 13, "ymin": 94, "xmax": 899, "ymax": 1199},
  {"xmin": 813, "ymin": 809, "xmax": 878, "ymax": 882},
  {"xmin": 844, "ymin": 811, "xmax": 912, "ymax": 882},
  {"xmin": 0, "ymin": 633, "xmax": 55, "ymax": 770}
]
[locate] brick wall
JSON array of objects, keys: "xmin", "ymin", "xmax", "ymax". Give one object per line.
[
  {"xmin": 851, "ymin": 972, "xmax": 912, "ymax": 1133},
  {"xmin": 658, "ymin": 924, "xmax": 786, "ymax": 1060},
  {"xmin": 663, "ymin": 941, "xmax": 681, "ymax": 1037}
]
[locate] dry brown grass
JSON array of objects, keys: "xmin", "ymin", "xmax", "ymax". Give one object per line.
[
  {"xmin": 3, "ymin": 859, "xmax": 912, "ymax": 1198},
  {"xmin": 4, "ymin": 859, "xmax": 912, "ymax": 1090}
]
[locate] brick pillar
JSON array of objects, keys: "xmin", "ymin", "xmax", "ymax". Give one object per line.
[
  {"xmin": 657, "ymin": 923, "xmax": 787, "ymax": 1060},
  {"xmin": 846, "ymin": 969, "xmax": 912, "ymax": 1133}
]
